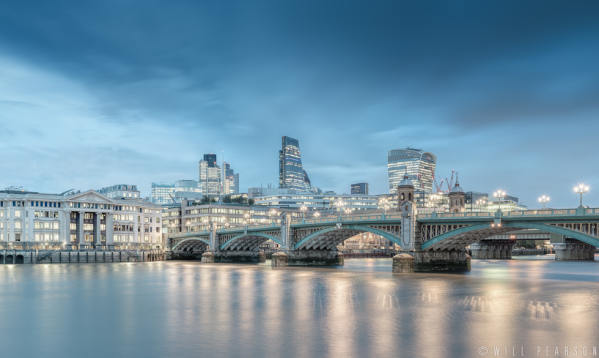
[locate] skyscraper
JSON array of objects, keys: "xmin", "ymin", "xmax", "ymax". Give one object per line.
[
  {"xmin": 279, "ymin": 136, "xmax": 311, "ymax": 192},
  {"xmin": 388, "ymin": 148, "xmax": 436, "ymax": 194},
  {"xmin": 199, "ymin": 153, "xmax": 222, "ymax": 197},
  {"xmin": 222, "ymin": 162, "xmax": 240, "ymax": 195},
  {"xmin": 351, "ymin": 182, "xmax": 369, "ymax": 195}
]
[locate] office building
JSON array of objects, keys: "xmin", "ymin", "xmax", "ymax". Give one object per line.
[
  {"xmin": 279, "ymin": 136, "xmax": 311, "ymax": 192},
  {"xmin": 97, "ymin": 184, "xmax": 140, "ymax": 199},
  {"xmin": 351, "ymin": 183, "xmax": 369, "ymax": 195},
  {"xmin": 222, "ymin": 162, "xmax": 240, "ymax": 195},
  {"xmin": 388, "ymin": 148, "xmax": 436, "ymax": 194},
  {"xmin": 0, "ymin": 189, "xmax": 162, "ymax": 250},
  {"xmin": 199, "ymin": 153, "xmax": 222, "ymax": 197},
  {"xmin": 151, "ymin": 180, "xmax": 203, "ymax": 205}
]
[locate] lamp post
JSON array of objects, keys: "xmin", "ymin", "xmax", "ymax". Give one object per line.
[
  {"xmin": 537, "ymin": 195, "xmax": 550, "ymax": 209},
  {"xmin": 300, "ymin": 205, "xmax": 307, "ymax": 222},
  {"xmin": 313, "ymin": 211, "xmax": 321, "ymax": 220},
  {"xmin": 573, "ymin": 183, "xmax": 589, "ymax": 208},
  {"xmin": 493, "ymin": 190, "xmax": 506, "ymax": 211},
  {"xmin": 475, "ymin": 198, "xmax": 487, "ymax": 211}
]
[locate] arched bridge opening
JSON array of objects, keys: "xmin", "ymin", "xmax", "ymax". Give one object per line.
[
  {"xmin": 293, "ymin": 225, "xmax": 403, "ymax": 251},
  {"xmin": 219, "ymin": 233, "xmax": 284, "ymax": 252},
  {"xmin": 421, "ymin": 222, "xmax": 599, "ymax": 251}
]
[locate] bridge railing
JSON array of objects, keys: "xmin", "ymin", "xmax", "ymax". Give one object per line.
[
  {"xmin": 292, "ymin": 213, "xmax": 403, "ymax": 225},
  {"xmin": 417, "ymin": 211, "xmax": 495, "ymax": 219},
  {"xmin": 503, "ymin": 208, "xmax": 599, "ymax": 217}
]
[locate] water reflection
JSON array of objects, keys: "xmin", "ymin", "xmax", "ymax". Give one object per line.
[{"xmin": 0, "ymin": 259, "xmax": 598, "ymax": 358}]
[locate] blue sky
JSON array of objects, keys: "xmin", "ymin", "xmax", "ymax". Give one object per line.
[{"xmin": 0, "ymin": 1, "xmax": 598, "ymax": 207}]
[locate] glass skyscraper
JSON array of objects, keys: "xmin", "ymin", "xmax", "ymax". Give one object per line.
[
  {"xmin": 387, "ymin": 148, "xmax": 436, "ymax": 194},
  {"xmin": 279, "ymin": 136, "xmax": 312, "ymax": 192},
  {"xmin": 199, "ymin": 153, "xmax": 222, "ymax": 197}
]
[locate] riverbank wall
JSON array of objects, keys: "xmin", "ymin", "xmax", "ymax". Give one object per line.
[{"xmin": 0, "ymin": 249, "xmax": 164, "ymax": 264}]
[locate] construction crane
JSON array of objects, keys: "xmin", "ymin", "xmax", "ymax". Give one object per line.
[{"xmin": 434, "ymin": 170, "xmax": 456, "ymax": 193}]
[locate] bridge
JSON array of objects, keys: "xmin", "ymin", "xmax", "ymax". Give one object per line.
[{"xmin": 167, "ymin": 205, "xmax": 599, "ymax": 272}]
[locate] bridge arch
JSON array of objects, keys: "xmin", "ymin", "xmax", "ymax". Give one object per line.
[
  {"xmin": 421, "ymin": 222, "xmax": 599, "ymax": 250},
  {"xmin": 171, "ymin": 237, "xmax": 211, "ymax": 252},
  {"xmin": 294, "ymin": 225, "xmax": 403, "ymax": 250},
  {"xmin": 220, "ymin": 233, "xmax": 283, "ymax": 251}
]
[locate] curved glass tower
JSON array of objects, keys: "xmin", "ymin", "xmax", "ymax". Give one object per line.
[
  {"xmin": 388, "ymin": 148, "xmax": 436, "ymax": 194},
  {"xmin": 279, "ymin": 136, "xmax": 312, "ymax": 192}
]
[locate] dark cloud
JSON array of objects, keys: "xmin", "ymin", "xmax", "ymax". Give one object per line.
[{"xmin": 0, "ymin": 0, "xmax": 598, "ymax": 206}]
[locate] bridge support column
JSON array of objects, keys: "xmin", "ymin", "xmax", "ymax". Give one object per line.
[
  {"xmin": 201, "ymin": 251, "xmax": 215, "ymax": 263},
  {"xmin": 554, "ymin": 242, "xmax": 596, "ymax": 261},
  {"xmin": 470, "ymin": 240, "xmax": 515, "ymax": 260},
  {"xmin": 392, "ymin": 253, "xmax": 414, "ymax": 273},
  {"xmin": 286, "ymin": 250, "xmax": 344, "ymax": 266},
  {"xmin": 258, "ymin": 250, "xmax": 266, "ymax": 263},
  {"xmin": 412, "ymin": 250, "xmax": 471, "ymax": 272},
  {"xmin": 271, "ymin": 252, "xmax": 288, "ymax": 267},
  {"xmin": 214, "ymin": 251, "xmax": 261, "ymax": 263}
]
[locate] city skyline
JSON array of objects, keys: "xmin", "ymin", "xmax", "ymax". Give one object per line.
[{"xmin": 1, "ymin": 1, "xmax": 599, "ymax": 207}]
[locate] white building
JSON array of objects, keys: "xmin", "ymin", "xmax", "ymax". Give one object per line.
[
  {"xmin": 97, "ymin": 184, "xmax": 141, "ymax": 199},
  {"xmin": 0, "ymin": 189, "xmax": 162, "ymax": 250}
]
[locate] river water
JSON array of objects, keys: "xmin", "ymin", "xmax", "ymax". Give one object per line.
[{"xmin": 1, "ymin": 257, "xmax": 598, "ymax": 358}]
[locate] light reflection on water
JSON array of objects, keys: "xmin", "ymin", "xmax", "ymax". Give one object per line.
[{"xmin": 0, "ymin": 258, "xmax": 598, "ymax": 358}]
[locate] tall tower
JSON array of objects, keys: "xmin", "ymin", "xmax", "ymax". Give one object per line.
[
  {"xmin": 448, "ymin": 175, "xmax": 466, "ymax": 213},
  {"xmin": 279, "ymin": 136, "xmax": 311, "ymax": 191},
  {"xmin": 388, "ymin": 148, "xmax": 436, "ymax": 194},
  {"xmin": 199, "ymin": 154, "xmax": 221, "ymax": 197},
  {"xmin": 397, "ymin": 172, "xmax": 415, "ymax": 206}
]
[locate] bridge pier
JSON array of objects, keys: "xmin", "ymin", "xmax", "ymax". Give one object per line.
[
  {"xmin": 470, "ymin": 240, "xmax": 515, "ymax": 260},
  {"xmin": 271, "ymin": 252, "xmax": 288, "ymax": 267},
  {"xmin": 554, "ymin": 242, "xmax": 596, "ymax": 261},
  {"xmin": 285, "ymin": 250, "xmax": 344, "ymax": 266},
  {"xmin": 398, "ymin": 250, "xmax": 471, "ymax": 272},
  {"xmin": 214, "ymin": 251, "xmax": 262, "ymax": 263},
  {"xmin": 201, "ymin": 251, "xmax": 215, "ymax": 263}
]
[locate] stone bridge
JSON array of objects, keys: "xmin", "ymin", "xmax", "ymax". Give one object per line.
[{"xmin": 167, "ymin": 206, "xmax": 599, "ymax": 272}]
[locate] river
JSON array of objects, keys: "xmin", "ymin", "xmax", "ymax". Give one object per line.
[{"xmin": 1, "ymin": 257, "xmax": 598, "ymax": 357}]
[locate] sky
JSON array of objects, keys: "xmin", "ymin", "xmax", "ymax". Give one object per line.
[{"xmin": 0, "ymin": 0, "xmax": 598, "ymax": 208}]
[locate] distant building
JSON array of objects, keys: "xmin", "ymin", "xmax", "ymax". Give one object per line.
[
  {"xmin": 279, "ymin": 136, "xmax": 312, "ymax": 192},
  {"xmin": 351, "ymin": 183, "xmax": 369, "ymax": 195},
  {"xmin": 222, "ymin": 162, "xmax": 240, "ymax": 195},
  {"xmin": 253, "ymin": 191, "xmax": 379, "ymax": 214},
  {"xmin": 151, "ymin": 183, "xmax": 176, "ymax": 205},
  {"xmin": 199, "ymin": 153, "xmax": 222, "ymax": 197},
  {"xmin": 97, "ymin": 184, "xmax": 140, "ymax": 200},
  {"xmin": 151, "ymin": 180, "xmax": 202, "ymax": 205},
  {"xmin": 388, "ymin": 148, "xmax": 436, "ymax": 194}
]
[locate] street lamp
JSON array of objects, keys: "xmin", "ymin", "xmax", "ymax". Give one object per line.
[
  {"xmin": 475, "ymin": 198, "xmax": 487, "ymax": 210},
  {"xmin": 313, "ymin": 211, "xmax": 321, "ymax": 219},
  {"xmin": 537, "ymin": 195, "xmax": 550, "ymax": 209},
  {"xmin": 573, "ymin": 183, "xmax": 589, "ymax": 208},
  {"xmin": 493, "ymin": 189, "xmax": 506, "ymax": 211}
]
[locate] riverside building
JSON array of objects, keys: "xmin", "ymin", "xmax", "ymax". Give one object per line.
[{"xmin": 0, "ymin": 189, "xmax": 162, "ymax": 251}]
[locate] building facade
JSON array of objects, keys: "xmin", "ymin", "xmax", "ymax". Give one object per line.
[
  {"xmin": 97, "ymin": 184, "xmax": 141, "ymax": 199},
  {"xmin": 0, "ymin": 190, "xmax": 162, "ymax": 250},
  {"xmin": 199, "ymin": 153, "xmax": 222, "ymax": 197},
  {"xmin": 351, "ymin": 182, "xmax": 369, "ymax": 195},
  {"xmin": 222, "ymin": 162, "xmax": 240, "ymax": 195},
  {"xmin": 388, "ymin": 148, "xmax": 436, "ymax": 195},
  {"xmin": 279, "ymin": 136, "xmax": 311, "ymax": 192}
]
